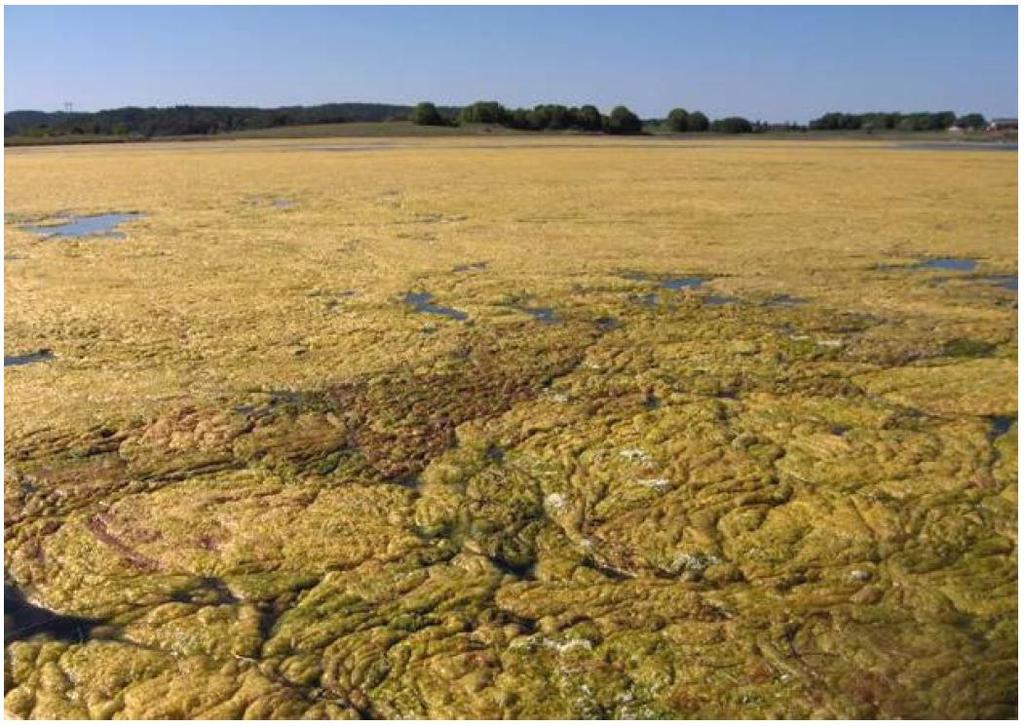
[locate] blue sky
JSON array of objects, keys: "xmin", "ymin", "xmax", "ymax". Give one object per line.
[{"xmin": 4, "ymin": 5, "xmax": 1018, "ymax": 121}]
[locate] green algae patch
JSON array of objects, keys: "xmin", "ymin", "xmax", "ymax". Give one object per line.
[
  {"xmin": 4, "ymin": 137, "xmax": 1017, "ymax": 718},
  {"xmin": 855, "ymin": 358, "xmax": 1017, "ymax": 416}
]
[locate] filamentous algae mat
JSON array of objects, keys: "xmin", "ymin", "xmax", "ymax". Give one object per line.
[{"xmin": 3, "ymin": 137, "xmax": 1018, "ymax": 718}]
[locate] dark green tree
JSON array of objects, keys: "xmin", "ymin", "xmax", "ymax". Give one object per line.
[
  {"xmin": 507, "ymin": 108, "xmax": 531, "ymax": 129},
  {"xmin": 956, "ymin": 113, "xmax": 987, "ymax": 130},
  {"xmin": 411, "ymin": 102, "xmax": 445, "ymax": 126},
  {"xmin": 545, "ymin": 105, "xmax": 571, "ymax": 130},
  {"xmin": 605, "ymin": 105, "xmax": 642, "ymax": 135},
  {"xmin": 666, "ymin": 108, "xmax": 690, "ymax": 132},
  {"xmin": 711, "ymin": 116, "xmax": 753, "ymax": 134},
  {"xmin": 687, "ymin": 111, "xmax": 710, "ymax": 132},
  {"xmin": 459, "ymin": 101, "xmax": 509, "ymax": 125},
  {"xmin": 576, "ymin": 105, "xmax": 603, "ymax": 131},
  {"xmin": 527, "ymin": 105, "xmax": 552, "ymax": 130},
  {"xmin": 931, "ymin": 111, "xmax": 956, "ymax": 129},
  {"xmin": 897, "ymin": 113, "xmax": 932, "ymax": 131}
]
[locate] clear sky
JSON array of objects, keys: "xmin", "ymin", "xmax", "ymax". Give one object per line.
[{"xmin": 4, "ymin": 5, "xmax": 1018, "ymax": 122}]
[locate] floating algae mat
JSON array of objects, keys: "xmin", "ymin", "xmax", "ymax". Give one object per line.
[
  {"xmin": 704, "ymin": 293, "xmax": 738, "ymax": 306},
  {"xmin": 2, "ymin": 136, "xmax": 1017, "ymax": 719},
  {"xmin": 453, "ymin": 261, "xmax": 488, "ymax": 272},
  {"xmin": 21, "ymin": 212, "xmax": 143, "ymax": 239}
]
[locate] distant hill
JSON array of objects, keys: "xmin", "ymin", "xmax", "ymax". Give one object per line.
[{"xmin": 3, "ymin": 103, "xmax": 462, "ymax": 138}]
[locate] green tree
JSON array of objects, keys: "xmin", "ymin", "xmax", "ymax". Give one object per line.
[
  {"xmin": 897, "ymin": 114, "xmax": 931, "ymax": 131},
  {"xmin": 666, "ymin": 108, "xmax": 690, "ymax": 132},
  {"xmin": 956, "ymin": 113, "xmax": 987, "ymax": 130},
  {"xmin": 545, "ymin": 105, "xmax": 571, "ymax": 130},
  {"xmin": 687, "ymin": 111, "xmax": 710, "ymax": 132},
  {"xmin": 711, "ymin": 116, "xmax": 753, "ymax": 134},
  {"xmin": 931, "ymin": 111, "xmax": 956, "ymax": 129},
  {"xmin": 527, "ymin": 105, "xmax": 553, "ymax": 130},
  {"xmin": 411, "ymin": 102, "xmax": 445, "ymax": 126},
  {"xmin": 605, "ymin": 105, "xmax": 642, "ymax": 135},
  {"xmin": 576, "ymin": 105, "xmax": 603, "ymax": 131},
  {"xmin": 459, "ymin": 101, "xmax": 509, "ymax": 125},
  {"xmin": 506, "ymin": 108, "xmax": 530, "ymax": 129}
]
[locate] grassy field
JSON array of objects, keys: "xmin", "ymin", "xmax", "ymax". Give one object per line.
[
  {"xmin": 219, "ymin": 120, "xmax": 530, "ymax": 139},
  {"xmin": 4, "ymin": 122, "xmax": 533, "ymax": 146},
  {"xmin": 4, "ymin": 136, "xmax": 1017, "ymax": 718}
]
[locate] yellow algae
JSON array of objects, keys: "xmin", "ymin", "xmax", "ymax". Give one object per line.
[
  {"xmin": 855, "ymin": 358, "xmax": 1017, "ymax": 416},
  {"xmin": 4, "ymin": 136, "xmax": 1017, "ymax": 718}
]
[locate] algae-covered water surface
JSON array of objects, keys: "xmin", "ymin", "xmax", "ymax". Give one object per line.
[{"xmin": 3, "ymin": 137, "xmax": 1017, "ymax": 718}]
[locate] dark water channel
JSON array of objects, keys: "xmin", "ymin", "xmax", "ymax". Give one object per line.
[
  {"xmin": 403, "ymin": 292, "xmax": 468, "ymax": 321},
  {"xmin": 915, "ymin": 257, "xmax": 978, "ymax": 272},
  {"xmin": 4, "ymin": 349, "xmax": 54, "ymax": 367}
]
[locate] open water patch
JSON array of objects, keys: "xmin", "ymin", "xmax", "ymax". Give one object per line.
[
  {"xmin": 914, "ymin": 257, "xmax": 978, "ymax": 272},
  {"xmin": 626, "ymin": 272, "xmax": 712, "ymax": 309},
  {"xmin": 4, "ymin": 349, "xmax": 54, "ymax": 367},
  {"xmin": 989, "ymin": 416, "xmax": 1016, "ymax": 439},
  {"xmin": 661, "ymin": 277, "xmax": 706, "ymax": 290},
  {"xmin": 979, "ymin": 274, "xmax": 1018, "ymax": 292},
  {"xmin": 624, "ymin": 271, "xmax": 708, "ymax": 291},
  {"xmin": 403, "ymin": 292, "xmax": 468, "ymax": 321},
  {"xmin": 22, "ymin": 213, "xmax": 143, "ymax": 239}
]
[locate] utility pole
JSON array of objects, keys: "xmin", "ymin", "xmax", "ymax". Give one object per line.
[{"xmin": 63, "ymin": 101, "xmax": 73, "ymax": 114}]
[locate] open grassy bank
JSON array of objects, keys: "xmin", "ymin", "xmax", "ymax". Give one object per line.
[{"xmin": 4, "ymin": 136, "xmax": 1017, "ymax": 718}]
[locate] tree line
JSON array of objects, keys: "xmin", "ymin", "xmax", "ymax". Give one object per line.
[
  {"xmin": 417, "ymin": 102, "xmax": 994, "ymax": 135},
  {"xmin": 4, "ymin": 100, "xmax": 996, "ymax": 140},
  {"xmin": 414, "ymin": 101, "xmax": 725, "ymax": 134},
  {"xmin": 4, "ymin": 102, "xmax": 458, "ymax": 138},
  {"xmin": 808, "ymin": 111, "xmax": 988, "ymax": 131}
]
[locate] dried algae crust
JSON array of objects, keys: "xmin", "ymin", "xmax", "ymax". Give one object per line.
[{"xmin": 3, "ymin": 137, "xmax": 1018, "ymax": 718}]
